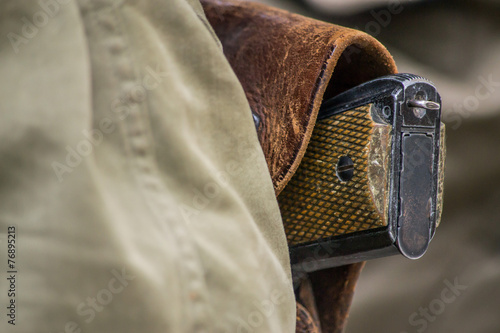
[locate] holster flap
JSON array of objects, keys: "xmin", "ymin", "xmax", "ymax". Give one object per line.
[{"xmin": 201, "ymin": 0, "xmax": 397, "ymax": 195}]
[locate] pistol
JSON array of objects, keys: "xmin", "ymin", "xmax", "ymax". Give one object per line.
[{"xmin": 277, "ymin": 73, "xmax": 445, "ymax": 271}]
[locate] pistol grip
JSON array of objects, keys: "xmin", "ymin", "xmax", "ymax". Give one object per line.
[{"xmin": 278, "ymin": 104, "xmax": 390, "ymax": 245}]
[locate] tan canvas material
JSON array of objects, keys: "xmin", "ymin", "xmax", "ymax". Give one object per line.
[{"xmin": 0, "ymin": 1, "xmax": 295, "ymax": 332}]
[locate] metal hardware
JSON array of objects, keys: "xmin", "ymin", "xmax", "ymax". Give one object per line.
[
  {"xmin": 252, "ymin": 112, "xmax": 261, "ymax": 130},
  {"xmin": 336, "ymin": 155, "xmax": 354, "ymax": 182},
  {"xmin": 407, "ymin": 99, "xmax": 440, "ymax": 110},
  {"xmin": 279, "ymin": 73, "xmax": 445, "ymax": 272}
]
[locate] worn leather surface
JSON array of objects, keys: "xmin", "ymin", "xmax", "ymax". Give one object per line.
[
  {"xmin": 201, "ymin": 1, "xmax": 397, "ymax": 332},
  {"xmin": 201, "ymin": 0, "xmax": 396, "ymax": 195},
  {"xmin": 294, "ymin": 263, "xmax": 365, "ymax": 333},
  {"xmin": 296, "ymin": 302, "xmax": 321, "ymax": 333},
  {"xmin": 308, "ymin": 263, "xmax": 365, "ymax": 333}
]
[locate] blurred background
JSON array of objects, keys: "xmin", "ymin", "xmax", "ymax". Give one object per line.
[{"xmin": 256, "ymin": 0, "xmax": 500, "ymax": 332}]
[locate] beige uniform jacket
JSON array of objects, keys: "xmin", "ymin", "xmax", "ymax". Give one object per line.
[{"xmin": 0, "ymin": 0, "xmax": 295, "ymax": 332}]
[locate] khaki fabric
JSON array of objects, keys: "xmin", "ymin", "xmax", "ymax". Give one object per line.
[{"xmin": 0, "ymin": 1, "xmax": 295, "ymax": 332}]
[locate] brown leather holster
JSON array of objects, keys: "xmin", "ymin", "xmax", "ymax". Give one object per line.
[{"xmin": 201, "ymin": 1, "xmax": 397, "ymax": 332}]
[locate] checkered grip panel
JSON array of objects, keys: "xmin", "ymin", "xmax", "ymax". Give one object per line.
[{"xmin": 278, "ymin": 105, "xmax": 387, "ymax": 246}]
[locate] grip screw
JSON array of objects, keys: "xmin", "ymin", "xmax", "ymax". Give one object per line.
[{"xmin": 336, "ymin": 155, "xmax": 354, "ymax": 182}]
